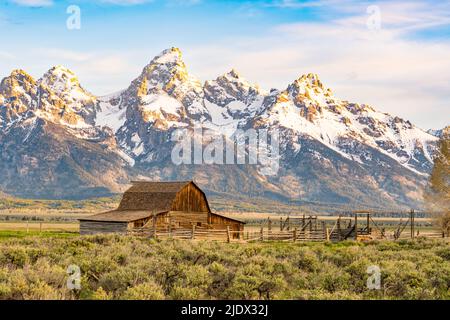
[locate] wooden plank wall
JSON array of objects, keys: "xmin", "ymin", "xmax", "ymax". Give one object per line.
[
  {"xmin": 168, "ymin": 211, "xmax": 209, "ymax": 228},
  {"xmin": 151, "ymin": 211, "xmax": 243, "ymax": 234},
  {"xmin": 80, "ymin": 221, "xmax": 128, "ymax": 235},
  {"xmin": 171, "ymin": 183, "xmax": 209, "ymax": 212},
  {"xmin": 209, "ymin": 214, "xmax": 244, "ymax": 238}
]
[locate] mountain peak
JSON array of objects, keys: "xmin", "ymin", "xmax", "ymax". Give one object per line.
[
  {"xmin": 287, "ymin": 72, "xmax": 334, "ymax": 105},
  {"xmin": 10, "ymin": 69, "xmax": 32, "ymax": 78},
  {"xmin": 0, "ymin": 69, "xmax": 36, "ymax": 97},
  {"xmin": 152, "ymin": 47, "xmax": 183, "ymax": 65},
  {"xmin": 5, "ymin": 69, "xmax": 36, "ymax": 86},
  {"xmin": 217, "ymin": 69, "xmax": 257, "ymax": 89},
  {"xmin": 226, "ymin": 69, "xmax": 241, "ymax": 79},
  {"xmin": 133, "ymin": 47, "xmax": 202, "ymax": 100},
  {"xmin": 46, "ymin": 65, "xmax": 77, "ymax": 77},
  {"xmin": 42, "ymin": 65, "xmax": 78, "ymax": 81},
  {"xmin": 40, "ymin": 65, "xmax": 87, "ymax": 97},
  {"xmin": 296, "ymin": 73, "xmax": 324, "ymax": 89},
  {"xmin": 140, "ymin": 46, "xmax": 188, "ymax": 81}
]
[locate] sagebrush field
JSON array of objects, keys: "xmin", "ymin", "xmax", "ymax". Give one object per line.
[{"xmin": 0, "ymin": 233, "xmax": 449, "ymax": 300}]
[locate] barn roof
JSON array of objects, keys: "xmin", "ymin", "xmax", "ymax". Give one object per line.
[
  {"xmin": 127, "ymin": 181, "xmax": 192, "ymax": 193},
  {"xmin": 78, "ymin": 210, "xmax": 161, "ymax": 223},
  {"xmin": 79, "ymin": 210, "xmax": 246, "ymax": 224},
  {"xmin": 117, "ymin": 181, "xmax": 193, "ymax": 211},
  {"xmin": 211, "ymin": 212, "xmax": 246, "ymax": 224}
]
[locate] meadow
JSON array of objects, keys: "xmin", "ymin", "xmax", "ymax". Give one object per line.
[{"xmin": 0, "ymin": 233, "xmax": 449, "ymax": 300}]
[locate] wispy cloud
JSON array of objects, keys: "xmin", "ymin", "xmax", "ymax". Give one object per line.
[
  {"xmin": 22, "ymin": 48, "xmax": 141, "ymax": 94},
  {"xmin": 267, "ymin": 0, "xmax": 347, "ymax": 9},
  {"xmin": 183, "ymin": 1, "xmax": 450, "ymax": 129},
  {"xmin": 9, "ymin": 0, "xmax": 201, "ymax": 6},
  {"xmin": 10, "ymin": 0, "xmax": 53, "ymax": 7},
  {"xmin": 98, "ymin": 0, "xmax": 154, "ymax": 5},
  {"xmin": 100, "ymin": 0, "xmax": 201, "ymax": 5},
  {"xmin": 166, "ymin": 0, "xmax": 202, "ymax": 6},
  {"xmin": 0, "ymin": 51, "xmax": 16, "ymax": 60},
  {"xmin": 272, "ymin": 0, "xmax": 450, "ymax": 33},
  {"xmin": 336, "ymin": 1, "xmax": 450, "ymax": 34},
  {"xmin": 33, "ymin": 48, "xmax": 94, "ymax": 62}
]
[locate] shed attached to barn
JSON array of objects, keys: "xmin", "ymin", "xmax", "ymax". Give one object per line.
[{"xmin": 79, "ymin": 181, "xmax": 245, "ymax": 237}]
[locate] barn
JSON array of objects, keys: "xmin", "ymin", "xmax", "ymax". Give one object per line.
[{"xmin": 79, "ymin": 181, "xmax": 245, "ymax": 237}]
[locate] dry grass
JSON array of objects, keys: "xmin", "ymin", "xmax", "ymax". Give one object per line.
[{"xmin": 0, "ymin": 222, "xmax": 79, "ymax": 232}]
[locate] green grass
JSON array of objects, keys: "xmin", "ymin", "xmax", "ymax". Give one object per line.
[{"xmin": 0, "ymin": 230, "xmax": 78, "ymax": 239}]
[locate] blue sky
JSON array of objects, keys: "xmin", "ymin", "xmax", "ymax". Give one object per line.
[{"xmin": 0, "ymin": 0, "xmax": 449, "ymax": 129}]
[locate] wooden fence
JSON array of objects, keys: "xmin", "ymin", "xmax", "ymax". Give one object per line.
[
  {"xmin": 130, "ymin": 226, "xmax": 233, "ymax": 242},
  {"xmin": 387, "ymin": 231, "xmax": 447, "ymax": 240},
  {"xmin": 129, "ymin": 226, "xmax": 330, "ymax": 242},
  {"xmin": 128, "ymin": 211, "xmax": 450, "ymax": 243},
  {"xmin": 244, "ymin": 229, "xmax": 327, "ymax": 242}
]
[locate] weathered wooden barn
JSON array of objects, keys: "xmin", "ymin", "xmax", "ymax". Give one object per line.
[{"xmin": 79, "ymin": 181, "xmax": 245, "ymax": 237}]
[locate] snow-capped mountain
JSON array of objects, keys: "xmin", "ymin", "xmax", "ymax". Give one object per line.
[
  {"xmin": 0, "ymin": 68, "xmax": 128, "ymax": 198},
  {"xmin": 39, "ymin": 65, "xmax": 97, "ymax": 127},
  {"xmin": 252, "ymin": 72, "xmax": 436, "ymax": 175},
  {"xmin": 0, "ymin": 47, "xmax": 441, "ymax": 209}
]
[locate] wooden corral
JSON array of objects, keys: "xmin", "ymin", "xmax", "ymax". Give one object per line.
[{"xmin": 79, "ymin": 181, "xmax": 245, "ymax": 237}]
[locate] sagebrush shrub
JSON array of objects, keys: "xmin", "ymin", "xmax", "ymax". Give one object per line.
[{"xmin": 0, "ymin": 235, "xmax": 449, "ymax": 300}]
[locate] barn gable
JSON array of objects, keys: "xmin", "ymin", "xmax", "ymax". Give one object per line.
[{"xmin": 117, "ymin": 181, "xmax": 211, "ymax": 212}]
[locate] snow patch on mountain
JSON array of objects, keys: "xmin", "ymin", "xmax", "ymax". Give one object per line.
[{"xmin": 96, "ymin": 99, "xmax": 126, "ymax": 133}]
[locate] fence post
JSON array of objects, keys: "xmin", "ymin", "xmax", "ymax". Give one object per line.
[
  {"xmin": 293, "ymin": 228, "xmax": 297, "ymax": 242},
  {"xmin": 226, "ymin": 226, "xmax": 231, "ymax": 243},
  {"xmin": 260, "ymin": 227, "xmax": 264, "ymax": 241},
  {"xmin": 280, "ymin": 217, "xmax": 283, "ymax": 231},
  {"xmin": 191, "ymin": 224, "xmax": 196, "ymax": 240},
  {"xmin": 152, "ymin": 210, "xmax": 156, "ymax": 239},
  {"xmin": 337, "ymin": 216, "xmax": 341, "ymax": 241},
  {"xmin": 39, "ymin": 222, "xmax": 42, "ymax": 233},
  {"xmin": 168, "ymin": 214, "xmax": 172, "ymax": 238},
  {"xmin": 326, "ymin": 228, "xmax": 330, "ymax": 241},
  {"xmin": 26, "ymin": 219, "xmax": 29, "ymax": 233}
]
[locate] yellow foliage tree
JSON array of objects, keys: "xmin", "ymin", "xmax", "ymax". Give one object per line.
[{"xmin": 426, "ymin": 126, "xmax": 450, "ymax": 234}]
